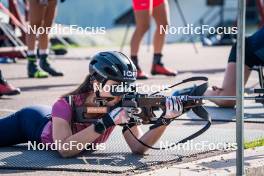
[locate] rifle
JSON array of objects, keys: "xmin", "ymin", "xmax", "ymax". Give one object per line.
[
  {"xmin": 67, "ymin": 76, "xmax": 264, "ymax": 150},
  {"xmin": 68, "ymin": 77, "xmax": 211, "ymax": 150}
]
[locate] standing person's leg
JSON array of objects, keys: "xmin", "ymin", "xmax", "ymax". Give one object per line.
[
  {"xmin": 151, "ymin": 1, "xmax": 176, "ymax": 76},
  {"xmin": 204, "ymin": 27, "xmax": 264, "ymax": 107},
  {"xmin": 130, "ymin": 0, "xmax": 151, "ymax": 79},
  {"xmin": 26, "ymin": 0, "xmax": 48, "ymax": 78},
  {"xmin": 204, "ymin": 37, "xmax": 263, "ymax": 107},
  {"xmin": 130, "ymin": 11, "xmax": 150, "ymax": 57},
  {"xmin": 0, "ymin": 106, "xmax": 51, "ymax": 146},
  {"xmin": 152, "ymin": 1, "xmax": 167, "ymax": 54},
  {"xmin": 0, "ymin": 70, "xmax": 20, "ymax": 96},
  {"xmin": 204, "ymin": 63, "xmax": 251, "ymax": 107},
  {"xmin": 39, "ymin": 0, "xmax": 63, "ymax": 77}
]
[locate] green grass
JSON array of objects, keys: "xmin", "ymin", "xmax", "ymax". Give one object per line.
[{"xmin": 244, "ymin": 138, "xmax": 264, "ymax": 149}]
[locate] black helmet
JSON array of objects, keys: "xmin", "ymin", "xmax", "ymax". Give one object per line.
[{"xmin": 89, "ymin": 51, "xmax": 137, "ymax": 83}]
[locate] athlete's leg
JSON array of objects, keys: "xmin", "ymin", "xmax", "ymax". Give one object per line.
[
  {"xmin": 130, "ymin": 5, "xmax": 150, "ymax": 79},
  {"xmin": 38, "ymin": 0, "xmax": 57, "ymax": 50},
  {"xmin": 26, "ymin": 0, "xmax": 48, "ymax": 78},
  {"xmin": 38, "ymin": 0, "xmax": 63, "ymax": 76},
  {"xmin": 204, "ymin": 63, "xmax": 251, "ymax": 107},
  {"xmin": 152, "ymin": 2, "xmax": 168, "ymax": 54},
  {"xmin": 204, "ymin": 36, "xmax": 263, "ymax": 107},
  {"xmin": 0, "ymin": 106, "xmax": 51, "ymax": 146},
  {"xmin": 0, "ymin": 112, "xmax": 27, "ymax": 146},
  {"xmin": 151, "ymin": 1, "xmax": 176, "ymax": 76},
  {"xmin": 131, "ymin": 11, "xmax": 150, "ymax": 57},
  {"xmin": 26, "ymin": 0, "xmax": 45, "ymax": 52}
]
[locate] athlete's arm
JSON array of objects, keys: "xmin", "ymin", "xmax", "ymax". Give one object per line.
[
  {"xmin": 52, "ymin": 117, "xmax": 101, "ymax": 158},
  {"xmin": 123, "ymin": 125, "xmax": 167, "ymax": 154},
  {"xmin": 123, "ymin": 96, "xmax": 183, "ymax": 154},
  {"xmin": 53, "ymin": 106, "xmax": 129, "ymax": 157}
]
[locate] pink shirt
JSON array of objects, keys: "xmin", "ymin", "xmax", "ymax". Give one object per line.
[{"xmin": 40, "ymin": 94, "xmax": 115, "ymax": 144}]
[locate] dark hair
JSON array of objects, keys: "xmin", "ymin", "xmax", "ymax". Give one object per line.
[{"xmin": 62, "ymin": 75, "xmax": 94, "ymax": 98}]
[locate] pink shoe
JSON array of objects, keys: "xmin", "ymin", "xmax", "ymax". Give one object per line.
[
  {"xmin": 0, "ymin": 80, "xmax": 21, "ymax": 96},
  {"xmin": 151, "ymin": 63, "xmax": 177, "ymax": 76}
]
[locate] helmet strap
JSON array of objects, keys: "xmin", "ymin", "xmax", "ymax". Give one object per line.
[
  {"xmin": 95, "ymin": 90, "xmax": 101, "ymax": 98},
  {"xmin": 94, "ymin": 79, "xmax": 109, "ymax": 106},
  {"xmin": 90, "ymin": 72, "xmax": 110, "ymax": 101},
  {"xmin": 94, "ymin": 76, "xmax": 108, "ymax": 99}
]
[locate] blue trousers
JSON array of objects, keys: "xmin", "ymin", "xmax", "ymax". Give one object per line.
[
  {"xmin": 228, "ymin": 27, "xmax": 264, "ymax": 68},
  {"xmin": 0, "ymin": 105, "xmax": 51, "ymax": 146}
]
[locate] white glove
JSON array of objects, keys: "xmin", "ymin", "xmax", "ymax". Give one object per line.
[
  {"xmin": 163, "ymin": 96, "xmax": 183, "ymax": 119},
  {"xmin": 109, "ymin": 107, "xmax": 129, "ymax": 125}
]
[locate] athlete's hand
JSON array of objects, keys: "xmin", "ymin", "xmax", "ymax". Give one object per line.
[
  {"xmin": 108, "ymin": 107, "xmax": 129, "ymax": 125},
  {"xmin": 163, "ymin": 96, "xmax": 183, "ymax": 119}
]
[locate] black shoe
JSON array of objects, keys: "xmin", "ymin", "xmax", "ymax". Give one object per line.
[
  {"xmin": 39, "ymin": 54, "xmax": 64, "ymax": 77},
  {"xmin": 27, "ymin": 56, "xmax": 48, "ymax": 78}
]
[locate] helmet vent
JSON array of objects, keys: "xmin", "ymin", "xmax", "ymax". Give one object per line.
[
  {"xmin": 90, "ymin": 60, "xmax": 97, "ymax": 65},
  {"xmin": 116, "ymin": 64, "xmax": 123, "ymax": 72},
  {"xmin": 127, "ymin": 64, "xmax": 132, "ymax": 70},
  {"xmin": 104, "ymin": 67, "xmax": 118, "ymax": 76}
]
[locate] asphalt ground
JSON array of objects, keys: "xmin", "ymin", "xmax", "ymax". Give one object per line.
[
  {"xmin": 0, "ymin": 44, "xmax": 263, "ymax": 175},
  {"xmin": 0, "ymin": 43, "xmax": 261, "ymax": 115}
]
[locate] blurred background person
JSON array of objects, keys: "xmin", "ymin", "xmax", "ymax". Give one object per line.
[
  {"xmin": 26, "ymin": 0, "xmax": 63, "ymax": 78},
  {"xmin": 130, "ymin": 0, "xmax": 177, "ymax": 79},
  {"xmin": 204, "ymin": 27, "xmax": 264, "ymax": 107}
]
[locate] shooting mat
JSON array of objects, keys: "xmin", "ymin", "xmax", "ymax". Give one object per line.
[{"xmin": 0, "ymin": 122, "xmax": 264, "ymax": 173}]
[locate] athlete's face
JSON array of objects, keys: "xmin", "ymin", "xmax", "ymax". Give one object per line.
[{"xmin": 93, "ymin": 80, "xmax": 122, "ymax": 105}]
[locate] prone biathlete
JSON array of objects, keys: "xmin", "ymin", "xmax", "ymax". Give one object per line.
[
  {"xmin": 131, "ymin": 0, "xmax": 177, "ymax": 79},
  {"xmin": 0, "ymin": 51, "xmax": 183, "ymax": 157},
  {"xmin": 204, "ymin": 27, "xmax": 264, "ymax": 107}
]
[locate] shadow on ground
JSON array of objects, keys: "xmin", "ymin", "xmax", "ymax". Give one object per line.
[
  {"xmin": 178, "ymin": 68, "xmax": 225, "ymax": 75},
  {"xmin": 19, "ymin": 83, "xmax": 78, "ymax": 92}
]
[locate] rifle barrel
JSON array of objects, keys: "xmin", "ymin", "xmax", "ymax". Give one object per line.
[{"xmin": 188, "ymin": 96, "xmax": 263, "ymax": 101}]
